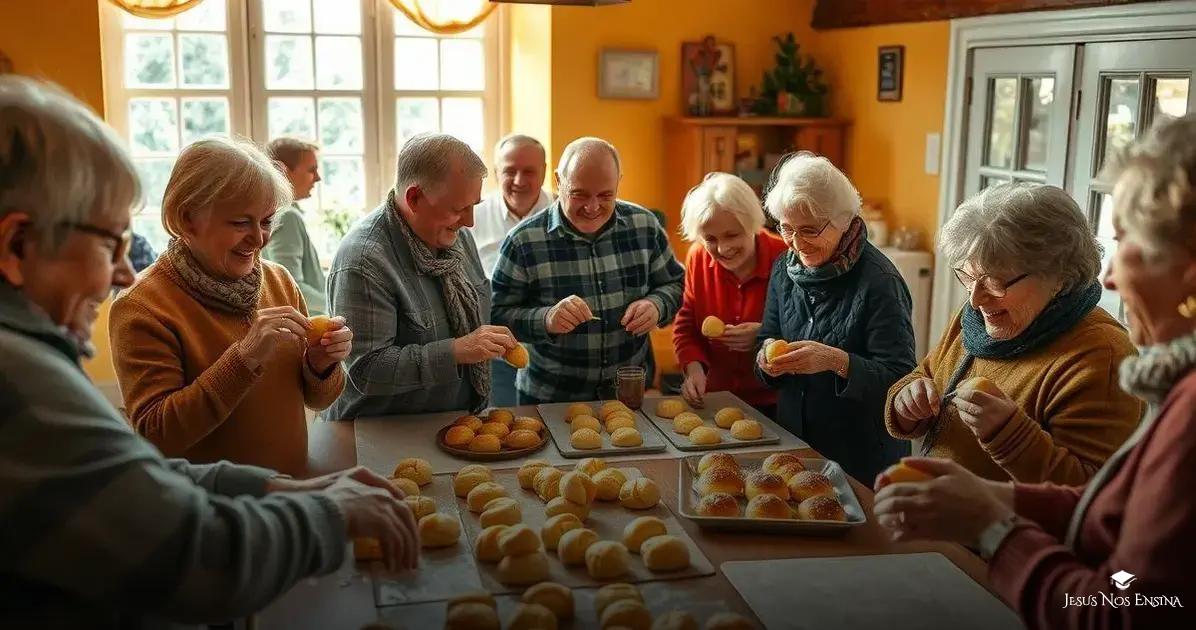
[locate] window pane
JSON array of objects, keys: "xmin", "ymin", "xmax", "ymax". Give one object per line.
[
  {"xmin": 318, "ymin": 98, "xmax": 364, "ymax": 153},
  {"xmin": 268, "ymin": 97, "xmax": 317, "ymax": 141},
  {"xmin": 980, "ymin": 176, "xmax": 1007, "ymax": 191},
  {"xmin": 125, "ymin": 33, "xmax": 176, "ymax": 88},
  {"xmin": 181, "ymin": 97, "xmax": 230, "ymax": 144},
  {"xmin": 1103, "ymin": 78, "xmax": 1140, "ymax": 168},
  {"xmin": 397, "ymin": 97, "xmax": 440, "ymax": 146},
  {"xmin": 263, "ymin": 0, "xmax": 312, "ymax": 33},
  {"xmin": 123, "ymin": 14, "xmax": 173, "ymax": 30},
  {"xmin": 176, "ymin": 0, "xmax": 226, "ymax": 31},
  {"xmin": 1092, "ymin": 193, "xmax": 1122, "ymax": 320},
  {"xmin": 395, "ymin": 38, "xmax": 439, "ymax": 90},
  {"xmin": 129, "ymin": 98, "xmax": 179, "ymax": 156},
  {"xmin": 442, "ymin": 97, "xmax": 484, "ymax": 154},
  {"xmin": 986, "ymin": 77, "xmax": 1017, "ymax": 169},
  {"xmin": 313, "ymin": 0, "xmax": 361, "ymax": 34},
  {"xmin": 132, "ymin": 158, "xmax": 175, "ymax": 252},
  {"xmin": 1153, "ymin": 77, "xmax": 1190, "ymax": 121},
  {"xmin": 315, "ymin": 36, "xmax": 363, "ymax": 90},
  {"xmin": 180, "ymin": 34, "xmax": 229, "ymax": 88},
  {"xmin": 320, "ymin": 157, "xmax": 366, "ymax": 209},
  {"xmin": 393, "ymin": 9, "xmax": 431, "ymax": 37},
  {"xmin": 1022, "ymin": 77, "xmax": 1054, "ymax": 172},
  {"xmin": 266, "ymin": 35, "xmax": 315, "ymax": 90},
  {"xmin": 440, "ymin": 39, "xmax": 483, "ymax": 91}
]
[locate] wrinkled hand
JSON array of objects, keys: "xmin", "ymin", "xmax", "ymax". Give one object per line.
[
  {"xmin": 306, "ymin": 316, "xmax": 352, "ymax": 374},
  {"xmin": 266, "ymin": 466, "xmax": 399, "ymax": 496},
  {"xmin": 713, "ymin": 322, "xmax": 762, "ymax": 352},
  {"xmin": 757, "ymin": 339, "xmax": 846, "ymax": 377},
  {"xmin": 621, "ymin": 299, "xmax": 660, "ymax": 336},
  {"xmin": 545, "ymin": 295, "xmax": 594, "ymax": 335},
  {"xmin": 953, "ymin": 387, "xmax": 1018, "ymax": 442},
  {"xmin": 680, "ymin": 362, "xmax": 707, "ymax": 408},
  {"xmin": 892, "ymin": 378, "xmax": 941, "ymax": 432},
  {"xmin": 238, "ymin": 306, "xmax": 309, "ymax": 372},
  {"xmin": 452, "ymin": 325, "xmax": 517, "ymax": 365},
  {"xmin": 326, "ymin": 476, "xmax": 419, "ymax": 572},
  {"xmin": 872, "ymin": 458, "xmax": 1015, "ymax": 546}
]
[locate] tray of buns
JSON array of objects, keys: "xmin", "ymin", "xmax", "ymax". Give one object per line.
[
  {"xmin": 676, "ymin": 451, "xmax": 866, "ymax": 534},
  {"xmin": 537, "ymin": 400, "xmax": 668, "ymax": 458},
  {"xmin": 436, "ymin": 407, "xmax": 550, "ymax": 461},
  {"xmin": 640, "ymin": 392, "xmax": 782, "ymax": 451}
]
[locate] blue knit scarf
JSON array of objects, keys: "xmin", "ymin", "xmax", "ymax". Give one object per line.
[{"xmin": 961, "ymin": 280, "xmax": 1103, "ymax": 360}]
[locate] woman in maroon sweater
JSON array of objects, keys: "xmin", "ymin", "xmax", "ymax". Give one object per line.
[{"xmin": 872, "ymin": 114, "xmax": 1196, "ymax": 627}]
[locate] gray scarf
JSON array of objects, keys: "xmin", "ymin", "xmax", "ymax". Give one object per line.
[
  {"xmin": 162, "ymin": 238, "xmax": 262, "ymax": 315},
  {"xmin": 387, "ymin": 190, "xmax": 489, "ymax": 411}
]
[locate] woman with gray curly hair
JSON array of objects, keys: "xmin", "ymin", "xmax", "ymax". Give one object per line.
[{"xmin": 885, "ymin": 182, "xmax": 1143, "ymax": 484}]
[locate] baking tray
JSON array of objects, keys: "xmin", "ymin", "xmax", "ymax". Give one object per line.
[
  {"xmin": 537, "ymin": 400, "xmax": 668, "ymax": 458},
  {"xmin": 640, "ymin": 391, "xmax": 781, "ymax": 451},
  {"xmin": 677, "ymin": 453, "xmax": 866, "ymax": 534}
]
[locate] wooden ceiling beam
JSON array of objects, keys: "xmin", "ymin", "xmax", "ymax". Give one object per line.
[{"xmin": 811, "ymin": 0, "xmax": 1166, "ymax": 29}]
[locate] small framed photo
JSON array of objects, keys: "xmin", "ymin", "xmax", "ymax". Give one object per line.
[
  {"xmin": 878, "ymin": 45, "xmax": 904, "ymax": 102},
  {"xmin": 598, "ymin": 49, "xmax": 659, "ymax": 100}
]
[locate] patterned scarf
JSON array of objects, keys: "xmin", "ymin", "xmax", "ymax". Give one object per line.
[
  {"xmin": 162, "ymin": 237, "xmax": 262, "ymax": 315},
  {"xmin": 784, "ymin": 217, "xmax": 867, "ymax": 286},
  {"xmin": 386, "ymin": 190, "xmax": 489, "ymax": 411}
]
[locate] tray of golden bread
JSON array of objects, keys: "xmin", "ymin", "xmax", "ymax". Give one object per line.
[
  {"xmin": 640, "ymin": 392, "xmax": 781, "ymax": 451},
  {"xmin": 677, "ymin": 451, "xmax": 866, "ymax": 534},
  {"xmin": 537, "ymin": 400, "xmax": 668, "ymax": 459},
  {"xmin": 436, "ymin": 408, "xmax": 550, "ymax": 461}
]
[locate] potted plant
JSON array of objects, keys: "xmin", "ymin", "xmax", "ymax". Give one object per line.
[{"xmin": 753, "ymin": 33, "xmax": 828, "ymax": 117}]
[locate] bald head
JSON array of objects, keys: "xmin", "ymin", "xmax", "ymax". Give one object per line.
[
  {"xmin": 556, "ymin": 137, "xmax": 621, "ymax": 181},
  {"xmin": 554, "ymin": 137, "xmax": 622, "ymax": 235}
]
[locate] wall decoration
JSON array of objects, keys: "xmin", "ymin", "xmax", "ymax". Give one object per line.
[
  {"xmin": 598, "ymin": 49, "xmax": 659, "ymax": 100},
  {"xmin": 752, "ymin": 33, "xmax": 827, "ymax": 117},
  {"xmin": 682, "ymin": 36, "xmax": 735, "ymax": 116},
  {"xmin": 878, "ymin": 45, "xmax": 905, "ymax": 102}
]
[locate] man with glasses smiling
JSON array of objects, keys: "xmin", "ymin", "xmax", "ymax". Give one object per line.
[{"xmin": 491, "ymin": 137, "xmax": 684, "ymax": 404}]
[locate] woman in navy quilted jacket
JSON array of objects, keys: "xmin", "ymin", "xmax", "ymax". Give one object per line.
[{"xmin": 755, "ymin": 152, "xmax": 917, "ymax": 482}]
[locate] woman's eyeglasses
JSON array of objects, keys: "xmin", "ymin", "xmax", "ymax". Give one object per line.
[
  {"xmin": 63, "ymin": 223, "xmax": 132, "ymax": 264},
  {"xmin": 953, "ymin": 267, "xmax": 1029, "ymax": 297},
  {"xmin": 777, "ymin": 219, "xmax": 831, "ymax": 242}
]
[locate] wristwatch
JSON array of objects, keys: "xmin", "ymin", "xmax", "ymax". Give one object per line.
[{"xmin": 978, "ymin": 514, "xmax": 1023, "ymax": 561}]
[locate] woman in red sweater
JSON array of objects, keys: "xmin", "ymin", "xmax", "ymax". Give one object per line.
[
  {"xmin": 871, "ymin": 114, "xmax": 1196, "ymax": 627},
  {"xmin": 673, "ymin": 172, "xmax": 788, "ymax": 416}
]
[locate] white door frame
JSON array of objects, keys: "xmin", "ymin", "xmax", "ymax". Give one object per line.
[{"xmin": 931, "ymin": 0, "xmax": 1196, "ymax": 341}]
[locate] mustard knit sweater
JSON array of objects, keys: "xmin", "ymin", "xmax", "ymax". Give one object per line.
[
  {"xmin": 110, "ymin": 259, "xmax": 345, "ymax": 476},
  {"xmin": 885, "ymin": 308, "xmax": 1143, "ymax": 484}
]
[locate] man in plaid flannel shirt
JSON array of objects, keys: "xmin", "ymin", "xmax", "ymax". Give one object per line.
[{"xmin": 491, "ymin": 137, "xmax": 685, "ymax": 403}]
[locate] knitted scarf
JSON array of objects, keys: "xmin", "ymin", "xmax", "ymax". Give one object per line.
[
  {"xmin": 961, "ymin": 280, "xmax": 1103, "ymax": 360},
  {"xmin": 784, "ymin": 216, "xmax": 867, "ymax": 286},
  {"xmin": 162, "ymin": 237, "xmax": 262, "ymax": 316}
]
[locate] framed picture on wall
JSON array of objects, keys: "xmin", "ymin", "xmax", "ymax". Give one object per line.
[
  {"xmin": 682, "ymin": 36, "xmax": 735, "ymax": 116},
  {"xmin": 598, "ymin": 49, "xmax": 659, "ymax": 100},
  {"xmin": 878, "ymin": 45, "xmax": 904, "ymax": 102}
]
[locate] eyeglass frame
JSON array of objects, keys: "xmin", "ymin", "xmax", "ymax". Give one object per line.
[
  {"xmin": 62, "ymin": 222, "xmax": 132, "ymax": 264},
  {"xmin": 777, "ymin": 219, "xmax": 832, "ymax": 242},
  {"xmin": 952, "ymin": 267, "xmax": 1030, "ymax": 297}
]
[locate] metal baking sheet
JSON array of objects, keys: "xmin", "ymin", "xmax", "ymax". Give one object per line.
[
  {"xmin": 676, "ymin": 454, "xmax": 866, "ymax": 534},
  {"xmin": 641, "ymin": 391, "xmax": 782, "ymax": 451},
  {"xmin": 537, "ymin": 400, "xmax": 668, "ymax": 458}
]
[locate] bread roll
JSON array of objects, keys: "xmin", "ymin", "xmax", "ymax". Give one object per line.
[
  {"xmin": 453, "ymin": 469, "xmax": 492, "ymax": 498},
  {"xmin": 468, "ymin": 434, "xmax": 502, "ymax": 453},
  {"xmin": 621, "ymin": 516, "xmax": 667, "ymax": 553},
  {"xmin": 797, "ymin": 495, "xmax": 848, "ymax": 522},
  {"xmin": 565, "ymin": 403, "xmax": 594, "ymax": 420},
  {"xmin": 672, "ymin": 412, "xmax": 704, "ymax": 435},
  {"xmin": 575, "ymin": 457, "xmax": 607, "ymax": 477},
  {"xmin": 606, "ymin": 408, "xmax": 636, "ymax": 423},
  {"xmin": 695, "ymin": 492, "xmax": 740, "ymax": 517},
  {"xmin": 593, "ymin": 468, "xmax": 629, "ymax": 501},
  {"xmin": 508, "ymin": 602, "xmax": 558, "ymax": 630},
  {"xmin": 479, "ymin": 497, "xmax": 521, "ymax": 528},
  {"xmin": 610, "ymin": 427, "xmax": 643, "ymax": 447},
  {"xmin": 405, "ymin": 495, "xmax": 436, "ymax": 519},
  {"xmin": 559, "ymin": 471, "xmax": 598, "ymax": 504},
  {"xmin": 418, "ymin": 513, "xmax": 460, "ymax": 548},
  {"xmin": 534, "ymin": 467, "xmax": 564, "ymax": 502},
  {"xmin": 467, "ymin": 481, "xmax": 508, "ymax": 513},
  {"xmin": 585, "ymin": 540, "xmax": 631, "ymax": 580},
  {"xmin": 594, "ymin": 583, "xmax": 643, "ymax": 617},
  {"xmin": 453, "ymin": 415, "xmax": 483, "ymax": 432},
  {"xmin": 640, "ymin": 535, "xmax": 690, "ymax": 572},
  {"xmin": 353, "ymin": 537, "xmax": 382, "ymax": 560},
  {"xmin": 512, "ymin": 417, "xmax": 545, "ymax": 433},
  {"xmin": 540, "ymin": 513, "xmax": 583, "ymax": 550},
  {"xmin": 654, "ymin": 398, "xmax": 686, "ymax": 419},
  {"xmin": 474, "ymin": 524, "xmax": 508, "ymax": 562},
  {"xmin": 570, "ymin": 428, "xmax": 603, "ymax": 450},
  {"xmin": 701, "ymin": 315, "xmax": 726, "ymax": 338},
  {"xmin": 504, "ymin": 429, "xmax": 541, "ymax": 449},
  {"xmin": 444, "ymin": 601, "xmax": 499, "ymax": 630},
  {"xmin": 762, "ymin": 452, "xmax": 803, "ymax": 475},
  {"xmin": 518, "ymin": 460, "xmax": 553, "ymax": 489},
  {"xmin": 787, "ymin": 471, "xmax": 835, "ymax": 502},
  {"xmin": 487, "ymin": 408, "xmax": 515, "ymax": 425},
  {"xmin": 697, "ymin": 452, "xmax": 740, "ymax": 475},
  {"xmin": 772, "ymin": 462, "xmax": 806, "ymax": 483},
  {"xmin": 606, "ymin": 415, "xmax": 637, "ymax": 432},
  {"xmin": 444, "ymin": 425, "xmax": 475, "ymax": 447},
  {"xmin": 570, "ymin": 415, "xmax": 601, "ymax": 434},
  {"xmin": 389, "ymin": 476, "xmax": 420, "ymax": 497},
  {"xmin": 714, "ymin": 407, "xmax": 744, "ymax": 429},
  {"xmin": 695, "ymin": 466, "xmax": 744, "ymax": 497},
  {"xmin": 458, "ymin": 463, "xmax": 491, "ymax": 477},
  {"xmin": 744, "ymin": 471, "xmax": 789, "ymax": 501},
  {"xmin": 688, "ymin": 426, "xmax": 721, "ymax": 445},
  {"xmin": 619, "ymin": 477, "xmax": 660, "ymax": 509},
  {"xmin": 521, "ymin": 581, "xmax": 574, "ymax": 620},
  {"xmin": 497, "ymin": 550, "xmax": 549, "ymax": 586},
  {"xmin": 652, "ymin": 610, "xmax": 699, "ymax": 630},
  {"xmin": 392, "ymin": 457, "xmax": 432, "ymax": 486},
  {"xmin": 704, "ymin": 613, "xmax": 755, "ymax": 629},
  {"xmin": 730, "ymin": 419, "xmax": 763, "ymax": 440},
  {"xmin": 764, "ymin": 339, "xmax": 791, "ymax": 363},
  {"xmin": 478, "ymin": 421, "xmax": 510, "ymax": 438},
  {"xmin": 745, "ymin": 494, "xmax": 792, "ymax": 520},
  {"xmin": 544, "ymin": 496, "xmax": 590, "ymax": 520},
  {"xmin": 503, "ymin": 343, "xmax": 530, "ymax": 369},
  {"xmin": 555, "ymin": 528, "xmax": 598, "ymax": 566},
  {"xmin": 600, "ymin": 400, "xmax": 631, "ymax": 419},
  {"xmin": 600, "ymin": 598, "xmax": 651, "ymax": 630},
  {"xmin": 447, "ymin": 591, "xmax": 496, "ymax": 610},
  {"xmin": 497, "ymin": 523, "xmax": 541, "ymax": 556}
]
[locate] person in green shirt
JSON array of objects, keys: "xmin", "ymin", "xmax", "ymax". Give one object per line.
[{"xmin": 264, "ymin": 137, "xmax": 328, "ymax": 315}]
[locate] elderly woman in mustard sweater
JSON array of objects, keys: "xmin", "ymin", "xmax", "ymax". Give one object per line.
[
  {"xmin": 111, "ymin": 138, "xmax": 349, "ymax": 476},
  {"xmin": 885, "ymin": 183, "xmax": 1142, "ymax": 484}
]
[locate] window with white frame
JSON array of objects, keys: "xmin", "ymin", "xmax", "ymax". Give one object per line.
[{"xmin": 101, "ymin": 0, "xmax": 502, "ymax": 261}]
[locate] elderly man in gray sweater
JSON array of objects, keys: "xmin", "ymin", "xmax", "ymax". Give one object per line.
[{"xmin": 0, "ymin": 76, "xmax": 418, "ymax": 628}]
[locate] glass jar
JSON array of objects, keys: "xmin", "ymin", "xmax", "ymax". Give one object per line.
[{"xmin": 615, "ymin": 366, "xmax": 646, "ymax": 410}]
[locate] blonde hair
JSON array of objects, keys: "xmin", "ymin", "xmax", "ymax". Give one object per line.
[
  {"xmin": 680, "ymin": 172, "xmax": 765, "ymax": 241},
  {"xmin": 266, "ymin": 137, "xmax": 319, "ymax": 170},
  {"xmin": 162, "ymin": 137, "xmax": 292, "ymax": 238},
  {"xmin": 763, "ymin": 151, "xmax": 860, "ymax": 228}
]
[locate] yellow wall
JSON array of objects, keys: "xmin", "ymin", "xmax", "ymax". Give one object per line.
[{"xmin": 509, "ymin": 4, "xmax": 555, "ymax": 162}]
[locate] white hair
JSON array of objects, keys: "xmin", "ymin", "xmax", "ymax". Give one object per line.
[
  {"xmin": 556, "ymin": 136, "xmax": 621, "ymax": 181},
  {"xmin": 396, "ymin": 132, "xmax": 487, "ymax": 194},
  {"xmin": 0, "ymin": 76, "xmax": 140, "ymax": 250},
  {"xmin": 763, "ymin": 151, "xmax": 860, "ymax": 228},
  {"xmin": 680, "ymin": 172, "xmax": 765, "ymax": 242},
  {"xmin": 493, "ymin": 133, "xmax": 545, "ymax": 164}
]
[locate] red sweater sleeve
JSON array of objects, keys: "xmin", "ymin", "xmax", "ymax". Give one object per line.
[
  {"xmin": 673, "ymin": 245, "xmax": 709, "ymax": 369},
  {"xmin": 1013, "ymin": 482, "xmax": 1084, "ymax": 540}
]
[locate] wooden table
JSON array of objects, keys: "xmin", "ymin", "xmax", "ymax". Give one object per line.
[{"xmin": 259, "ymin": 421, "xmax": 999, "ymax": 629}]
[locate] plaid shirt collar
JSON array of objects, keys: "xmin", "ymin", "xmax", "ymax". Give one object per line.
[{"xmin": 545, "ymin": 200, "xmax": 631, "ymax": 241}]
